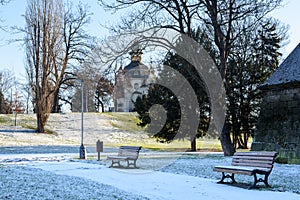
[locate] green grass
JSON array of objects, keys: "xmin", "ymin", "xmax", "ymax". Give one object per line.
[
  {"xmin": 96, "ymin": 112, "xmax": 224, "ymax": 152},
  {"xmin": 101, "ymin": 112, "xmax": 145, "ymax": 132},
  {"xmin": 0, "ymin": 114, "xmax": 36, "ymax": 127},
  {"xmin": 0, "ymin": 112, "xmax": 224, "ymax": 152},
  {"xmin": 0, "ymin": 114, "xmax": 58, "ymax": 135},
  {"xmin": 110, "ymin": 137, "xmax": 223, "ymax": 152},
  {"xmin": 0, "ymin": 115, "xmax": 12, "ymax": 124}
]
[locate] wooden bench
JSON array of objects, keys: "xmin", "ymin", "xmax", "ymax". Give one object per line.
[
  {"xmin": 107, "ymin": 146, "xmax": 142, "ymax": 168},
  {"xmin": 213, "ymin": 151, "xmax": 278, "ymax": 188}
]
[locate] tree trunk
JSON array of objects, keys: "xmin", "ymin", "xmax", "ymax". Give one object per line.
[
  {"xmin": 99, "ymin": 100, "xmax": 104, "ymax": 113},
  {"xmin": 0, "ymin": 95, "xmax": 2, "ymax": 114},
  {"xmin": 36, "ymin": 112, "xmax": 45, "ymax": 133},
  {"xmin": 220, "ymin": 124, "xmax": 235, "ymax": 156},
  {"xmin": 237, "ymin": 136, "xmax": 248, "ymax": 149},
  {"xmin": 52, "ymin": 89, "xmax": 60, "ymax": 113},
  {"xmin": 220, "ymin": 52, "xmax": 235, "ymax": 156},
  {"xmin": 35, "ymin": 93, "xmax": 51, "ymax": 133},
  {"xmin": 237, "ymin": 133, "xmax": 248, "ymax": 149},
  {"xmin": 190, "ymin": 137, "xmax": 196, "ymax": 152}
]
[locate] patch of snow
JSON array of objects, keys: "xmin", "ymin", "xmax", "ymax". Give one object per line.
[
  {"xmin": 0, "ymin": 164, "xmax": 146, "ymax": 200},
  {"xmin": 26, "ymin": 160, "xmax": 300, "ymax": 200},
  {"xmin": 1, "ymin": 154, "xmax": 299, "ymax": 200}
]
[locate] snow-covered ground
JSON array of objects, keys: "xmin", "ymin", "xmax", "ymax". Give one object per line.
[
  {"xmin": 0, "ymin": 113, "xmax": 299, "ymax": 199},
  {"xmin": 0, "ymin": 153, "xmax": 299, "ymax": 200}
]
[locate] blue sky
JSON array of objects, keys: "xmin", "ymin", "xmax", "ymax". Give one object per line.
[
  {"xmin": 0, "ymin": 0, "xmax": 120, "ymax": 79},
  {"xmin": 0, "ymin": 0, "xmax": 299, "ymax": 79}
]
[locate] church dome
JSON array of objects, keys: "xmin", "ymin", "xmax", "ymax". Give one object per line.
[{"xmin": 123, "ymin": 48, "xmax": 150, "ymax": 78}]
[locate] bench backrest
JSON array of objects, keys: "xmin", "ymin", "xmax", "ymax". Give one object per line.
[
  {"xmin": 231, "ymin": 151, "xmax": 277, "ymax": 170},
  {"xmin": 118, "ymin": 146, "xmax": 142, "ymax": 159}
]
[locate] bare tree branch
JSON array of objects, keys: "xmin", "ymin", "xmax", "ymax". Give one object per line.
[{"xmin": 24, "ymin": 0, "xmax": 92, "ymax": 132}]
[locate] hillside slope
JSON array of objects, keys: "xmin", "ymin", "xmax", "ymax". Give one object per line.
[
  {"xmin": 0, "ymin": 113, "xmax": 222, "ymax": 151},
  {"xmin": 0, "ymin": 112, "xmax": 148, "ymax": 147}
]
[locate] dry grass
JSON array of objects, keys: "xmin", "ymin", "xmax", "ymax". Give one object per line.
[{"xmin": 0, "ymin": 112, "xmax": 223, "ymax": 152}]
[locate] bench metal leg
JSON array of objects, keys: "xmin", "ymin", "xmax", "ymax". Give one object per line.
[
  {"xmin": 249, "ymin": 173, "xmax": 258, "ymax": 189},
  {"xmin": 132, "ymin": 160, "xmax": 137, "ymax": 168},
  {"xmin": 217, "ymin": 172, "xmax": 237, "ymax": 184},
  {"xmin": 126, "ymin": 159, "xmax": 138, "ymax": 168},
  {"xmin": 109, "ymin": 160, "xmax": 122, "ymax": 168},
  {"xmin": 249, "ymin": 173, "xmax": 271, "ymax": 189},
  {"xmin": 264, "ymin": 173, "xmax": 271, "ymax": 187},
  {"xmin": 126, "ymin": 160, "xmax": 130, "ymax": 168},
  {"xmin": 109, "ymin": 159, "xmax": 138, "ymax": 168}
]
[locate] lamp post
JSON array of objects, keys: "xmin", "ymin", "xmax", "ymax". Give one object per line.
[{"xmin": 79, "ymin": 80, "xmax": 86, "ymax": 159}]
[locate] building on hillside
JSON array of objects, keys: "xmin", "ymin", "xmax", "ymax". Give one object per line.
[
  {"xmin": 251, "ymin": 43, "xmax": 300, "ymax": 164},
  {"xmin": 114, "ymin": 48, "xmax": 155, "ymax": 112}
]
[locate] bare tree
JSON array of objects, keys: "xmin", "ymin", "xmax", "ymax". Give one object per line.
[
  {"xmin": 0, "ymin": 0, "xmax": 10, "ymax": 4},
  {"xmin": 51, "ymin": 3, "xmax": 93, "ymax": 113},
  {"xmin": 0, "ymin": 92, "xmax": 11, "ymax": 114},
  {"xmin": 95, "ymin": 76, "xmax": 113, "ymax": 112},
  {"xmin": 198, "ymin": 0, "xmax": 283, "ymax": 155},
  {"xmin": 0, "ymin": 69, "xmax": 14, "ymax": 96},
  {"xmin": 98, "ymin": 0, "xmax": 207, "ymax": 152},
  {"xmin": 0, "ymin": 69, "xmax": 14, "ymax": 113},
  {"xmin": 99, "ymin": 0, "xmax": 198, "ymax": 36},
  {"xmin": 24, "ymin": 0, "xmax": 92, "ymax": 132},
  {"xmin": 98, "ymin": 0, "xmax": 283, "ymax": 156},
  {"xmin": 18, "ymin": 77, "xmax": 33, "ymax": 114},
  {"xmin": 71, "ymin": 61, "xmax": 113, "ymax": 113}
]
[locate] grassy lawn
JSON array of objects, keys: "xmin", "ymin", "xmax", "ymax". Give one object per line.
[
  {"xmin": 0, "ymin": 112, "xmax": 238, "ymax": 152},
  {"xmin": 102, "ymin": 112, "xmax": 144, "ymax": 132},
  {"xmin": 0, "ymin": 114, "xmax": 37, "ymax": 131},
  {"xmin": 113, "ymin": 138, "xmax": 223, "ymax": 152},
  {"xmin": 99, "ymin": 112, "xmax": 224, "ymax": 151}
]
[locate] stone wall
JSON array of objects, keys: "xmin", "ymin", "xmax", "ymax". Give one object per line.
[{"xmin": 251, "ymin": 86, "xmax": 300, "ymax": 164}]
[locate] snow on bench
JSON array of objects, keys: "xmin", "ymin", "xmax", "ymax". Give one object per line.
[
  {"xmin": 213, "ymin": 151, "xmax": 278, "ymax": 189},
  {"xmin": 107, "ymin": 146, "xmax": 142, "ymax": 168}
]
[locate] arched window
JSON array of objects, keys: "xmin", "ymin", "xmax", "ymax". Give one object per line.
[
  {"xmin": 133, "ymin": 70, "xmax": 140, "ymax": 76},
  {"xmin": 134, "ymin": 83, "xmax": 139, "ymax": 89}
]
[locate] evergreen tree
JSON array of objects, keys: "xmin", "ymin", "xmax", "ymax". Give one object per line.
[
  {"xmin": 134, "ymin": 30, "xmax": 214, "ymax": 151},
  {"xmin": 225, "ymin": 19, "xmax": 284, "ymax": 149},
  {"xmin": 135, "ymin": 85, "xmax": 181, "ymax": 143}
]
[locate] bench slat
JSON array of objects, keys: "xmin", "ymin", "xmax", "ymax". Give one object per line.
[
  {"xmin": 214, "ymin": 166, "xmax": 270, "ymax": 175},
  {"xmin": 232, "ymin": 162, "xmax": 273, "ymax": 169},
  {"xmin": 119, "ymin": 150, "xmax": 139, "ymax": 158},
  {"xmin": 234, "ymin": 152, "xmax": 277, "ymax": 157},
  {"xmin": 119, "ymin": 146, "xmax": 142, "ymax": 150},
  {"xmin": 233, "ymin": 155, "xmax": 275, "ymax": 161},
  {"xmin": 232, "ymin": 158, "xmax": 274, "ymax": 167},
  {"xmin": 232, "ymin": 158, "xmax": 274, "ymax": 164},
  {"xmin": 215, "ymin": 169, "xmax": 253, "ymax": 175},
  {"xmin": 107, "ymin": 156, "xmax": 129, "ymax": 160},
  {"xmin": 213, "ymin": 151, "xmax": 277, "ymax": 188}
]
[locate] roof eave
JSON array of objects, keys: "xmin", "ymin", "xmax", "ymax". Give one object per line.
[{"xmin": 259, "ymin": 80, "xmax": 300, "ymax": 91}]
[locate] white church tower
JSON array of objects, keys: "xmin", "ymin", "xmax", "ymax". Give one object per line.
[{"xmin": 114, "ymin": 48, "xmax": 155, "ymax": 112}]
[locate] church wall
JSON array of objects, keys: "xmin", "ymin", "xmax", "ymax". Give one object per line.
[
  {"xmin": 114, "ymin": 49, "xmax": 155, "ymax": 112},
  {"xmin": 251, "ymin": 86, "xmax": 300, "ymax": 163}
]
